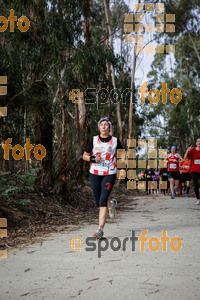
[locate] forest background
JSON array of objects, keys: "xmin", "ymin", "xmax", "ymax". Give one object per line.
[{"xmin": 0, "ymin": 0, "xmax": 199, "ymax": 241}]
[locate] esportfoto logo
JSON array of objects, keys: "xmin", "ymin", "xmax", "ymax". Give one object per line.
[{"xmin": 69, "ymin": 230, "xmax": 182, "ymax": 258}]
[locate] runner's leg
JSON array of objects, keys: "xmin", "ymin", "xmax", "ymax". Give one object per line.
[
  {"xmin": 175, "ymin": 180, "xmax": 180, "ymax": 194},
  {"xmin": 191, "ymin": 172, "xmax": 200, "ymax": 200},
  {"xmin": 89, "ymin": 173, "xmax": 102, "ymax": 206},
  {"xmin": 170, "ymin": 178, "xmax": 175, "ymax": 195},
  {"xmin": 90, "ymin": 173, "xmax": 105, "ymax": 238},
  {"xmin": 146, "ymin": 179, "xmax": 148, "ymax": 194},
  {"xmin": 99, "ymin": 174, "xmax": 116, "ymax": 228},
  {"xmin": 157, "ymin": 179, "xmax": 159, "ymax": 193},
  {"xmin": 186, "ymin": 181, "xmax": 190, "ymax": 195}
]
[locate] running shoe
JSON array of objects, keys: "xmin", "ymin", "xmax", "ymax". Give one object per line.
[
  {"xmin": 93, "ymin": 228, "xmax": 104, "ymax": 239},
  {"xmin": 196, "ymin": 200, "xmax": 200, "ymax": 205},
  {"xmin": 108, "ymin": 207, "xmax": 116, "ymax": 219},
  {"xmin": 185, "ymin": 194, "xmax": 189, "ymax": 198},
  {"xmin": 171, "ymin": 194, "xmax": 175, "ymax": 199},
  {"xmin": 108, "ymin": 199, "xmax": 117, "ymax": 219}
]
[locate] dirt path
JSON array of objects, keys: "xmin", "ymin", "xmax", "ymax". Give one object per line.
[{"xmin": 1, "ymin": 194, "xmax": 200, "ymax": 300}]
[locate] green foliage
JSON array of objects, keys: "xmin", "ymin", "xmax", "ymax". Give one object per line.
[
  {"xmin": 0, "ymin": 168, "xmax": 39, "ymax": 201},
  {"xmin": 3, "ymin": 186, "xmax": 20, "ymax": 199},
  {"xmin": 18, "ymin": 168, "xmax": 39, "ymax": 187},
  {"xmin": 143, "ymin": 0, "xmax": 200, "ymax": 152},
  {"xmin": 7, "ymin": 199, "xmax": 31, "ymax": 212},
  {"xmin": 0, "ymin": 0, "xmax": 199, "ymax": 198}
]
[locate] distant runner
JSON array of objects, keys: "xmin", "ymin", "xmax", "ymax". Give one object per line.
[
  {"xmin": 165, "ymin": 146, "xmax": 184, "ymax": 199},
  {"xmin": 144, "ymin": 165, "xmax": 154, "ymax": 195},
  {"xmin": 184, "ymin": 138, "xmax": 200, "ymax": 205},
  {"xmin": 153, "ymin": 167, "xmax": 160, "ymax": 193},
  {"xmin": 160, "ymin": 168, "xmax": 169, "ymax": 195},
  {"xmin": 82, "ymin": 116, "xmax": 124, "ymax": 239},
  {"xmin": 179, "ymin": 159, "xmax": 191, "ymax": 197}
]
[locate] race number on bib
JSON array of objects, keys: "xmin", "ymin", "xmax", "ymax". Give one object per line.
[
  {"xmin": 184, "ymin": 166, "xmax": 190, "ymax": 169},
  {"xmin": 94, "ymin": 164, "xmax": 108, "ymax": 172},
  {"xmin": 170, "ymin": 164, "xmax": 177, "ymax": 169},
  {"xmin": 94, "ymin": 161, "xmax": 109, "ymax": 172},
  {"xmin": 194, "ymin": 160, "xmax": 200, "ymax": 164}
]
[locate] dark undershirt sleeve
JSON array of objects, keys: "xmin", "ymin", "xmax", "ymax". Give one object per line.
[
  {"xmin": 85, "ymin": 138, "xmax": 93, "ymax": 153},
  {"xmin": 117, "ymin": 139, "xmax": 123, "ymax": 149}
]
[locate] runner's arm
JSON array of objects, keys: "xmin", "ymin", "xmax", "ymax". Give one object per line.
[
  {"xmin": 83, "ymin": 151, "xmax": 91, "ymax": 162},
  {"xmin": 117, "ymin": 139, "xmax": 123, "ymax": 149},
  {"xmin": 177, "ymin": 154, "xmax": 184, "ymax": 163},
  {"xmin": 82, "ymin": 138, "xmax": 100, "ymax": 162},
  {"xmin": 83, "ymin": 151, "xmax": 101, "ymax": 163},
  {"xmin": 184, "ymin": 145, "xmax": 193, "ymax": 159},
  {"xmin": 164, "ymin": 155, "xmax": 168, "ymax": 163}
]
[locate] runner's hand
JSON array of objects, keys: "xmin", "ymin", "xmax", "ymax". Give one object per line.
[
  {"xmin": 95, "ymin": 154, "xmax": 101, "ymax": 162},
  {"xmin": 187, "ymin": 145, "xmax": 193, "ymax": 152}
]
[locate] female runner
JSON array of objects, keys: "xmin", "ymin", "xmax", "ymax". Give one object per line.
[{"xmin": 83, "ymin": 117, "xmax": 124, "ymax": 238}]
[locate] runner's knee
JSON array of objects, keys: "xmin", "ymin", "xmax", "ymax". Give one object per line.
[{"xmin": 99, "ymin": 197, "xmax": 108, "ymax": 207}]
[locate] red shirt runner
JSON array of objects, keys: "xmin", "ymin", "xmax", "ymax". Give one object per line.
[
  {"xmin": 168, "ymin": 154, "xmax": 179, "ymax": 172},
  {"xmin": 187, "ymin": 148, "xmax": 200, "ymax": 173}
]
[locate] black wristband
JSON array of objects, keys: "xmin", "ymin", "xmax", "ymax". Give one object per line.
[{"xmin": 90, "ymin": 155, "xmax": 96, "ymax": 163}]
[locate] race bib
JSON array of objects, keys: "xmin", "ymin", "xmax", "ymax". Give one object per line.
[
  {"xmin": 94, "ymin": 164, "xmax": 108, "ymax": 172},
  {"xmin": 94, "ymin": 161, "xmax": 109, "ymax": 172},
  {"xmin": 194, "ymin": 160, "xmax": 200, "ymax": 164},
  {"xmin": 170, "ymin": 164, "xmax": 177, "ymax": 169},
  {"xmin": 163, "ymin": 173, "xmax": 168, "ymax": 176},
  {"xmin": 147, "ymin": 175, "xmax": 151, "ymax": 178},
  {"xmin": 184, "ymin": 166, "xmax": 190, "ymax": 169}
]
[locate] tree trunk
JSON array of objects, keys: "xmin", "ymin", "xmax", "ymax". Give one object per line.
[
  {"xmin": 79, "ymin": 0, "xmax": 90, "ymax": 129},
  {"xmin": 128, "ymin": 52, "xmax": 137, "ymax": 138},
  {"xmin": 128, "ymin": 0, "xmax": 141, "ymax": 138},
  {"xmin": 61, "ymin": 96, "xmax": 67, "ymax": 194},
  {"xmin": 105, "ymin": 0, "xmax": 111, "ymax": 113},
  {"xmin": 104, "ymin": 0, "xmax": 122, "ymax": 141},
  {"xmin": 83, "ymin": 0, "xmax": 91, "ymax": 47},
  {"xmin": 33, "ymin": 79, "xmax": 53, "ymax": 186},
  {"xmin": 121, "ymin": 25, "xmax": 124, "ymax": 81},
  {"xmin": 31, "ymin": 5, "xmax": 53, "ymax": 188}
]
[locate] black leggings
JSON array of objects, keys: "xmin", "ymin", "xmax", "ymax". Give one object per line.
[
  {"xmin": 191, "ymin": 172, "xmax": 200, "ymax": 199},
  {"xmin": 146, "ymin": 179, "xmax": 151, "ymax": 192},
  {"xmin": 89, "ymin": 173, "xmax": 116, "ymax": 207}
]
